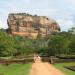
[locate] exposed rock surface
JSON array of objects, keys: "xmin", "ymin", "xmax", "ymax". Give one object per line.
[{"xmin": 7, "ymin": 13, "xmax": 60, "ymax": 38}]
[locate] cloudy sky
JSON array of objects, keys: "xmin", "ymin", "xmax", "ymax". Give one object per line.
[{"xmin": 0, "ymin": 0, "xmax": 75, "ymax": 31}]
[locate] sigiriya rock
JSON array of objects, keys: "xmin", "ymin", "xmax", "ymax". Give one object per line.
[{"xmin": 7, "ymin": 13, "xmax": 60, "ymax": 38}]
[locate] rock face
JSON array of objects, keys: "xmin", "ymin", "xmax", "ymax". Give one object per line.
[{"xmin": 7, "ymin": 13, "xmax": 60, "ymax": 38}]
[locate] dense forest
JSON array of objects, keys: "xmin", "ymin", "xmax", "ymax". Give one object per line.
[{"xmin": 0, "ymin": 28, "xmax": 75, "ymax": 57}]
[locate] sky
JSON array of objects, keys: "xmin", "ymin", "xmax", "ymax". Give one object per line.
[{"xmin": 0, "ymin": 0, "xmax": 75, "ymax": 31}]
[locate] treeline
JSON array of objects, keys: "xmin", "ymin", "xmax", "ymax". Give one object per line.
[
  {"xmin": 0, "ymin": 29, "xmax": 36, "ymax": 57},
  {"xmin": 0, "ymin": 29, "xmax": 75, "ymax": 57},
  {"xmin": 47, "ymin": 32, "xmax": 75, "ymax": 56}
]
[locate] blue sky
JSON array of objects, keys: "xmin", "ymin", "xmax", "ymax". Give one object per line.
[{"xmin": 0, "ymin": 0, "xmax": 75, "ymax": 31}]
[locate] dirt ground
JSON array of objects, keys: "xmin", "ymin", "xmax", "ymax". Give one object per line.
[{"xmin": 29, "ymin": 56, "xmax": 65, "ymax": 75}]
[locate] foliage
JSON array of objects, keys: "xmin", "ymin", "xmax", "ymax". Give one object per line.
[
  {"xmin": 0, "ymin": 29, "xmax": 36, "ymax": 57},
  {"xmin": 0, "ymin": 29, "xmax": 14, "ymax": 56},
  {"xmin": 47, "ymin": 32, "xmax": 75, "ymax": 56},
  {"xmin": 0, "ymin": 28, "xmax": 75, "ymax": 57}
]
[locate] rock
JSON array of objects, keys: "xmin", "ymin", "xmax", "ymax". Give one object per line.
[{"xmin": 7, "ymin": 13, "xmax": 60, "ymax": 38}]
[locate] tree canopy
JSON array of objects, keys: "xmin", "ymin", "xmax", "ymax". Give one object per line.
[{"xmin": 0, "ymin": 29, "xmax": 75, "ymax": 57}]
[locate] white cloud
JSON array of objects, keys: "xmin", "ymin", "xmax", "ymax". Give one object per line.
[
  {"xmin": 57, "ymin": 19, "xmax": 74, "ymax": 31},
  {"xmin": 0, "ymin": 20, "xmax": 3, "ymax": 29},
  {"xmin": 63, "ymin": 0, "xmax": 75, "ymax": 6},
  {"xmin": 65, "ymin": 0, "xmax": 75, "ymax": 9}
]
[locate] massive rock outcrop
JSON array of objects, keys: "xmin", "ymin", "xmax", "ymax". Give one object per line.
[{"xmin": 7, "ymin": 13, "xmax": 60, "ymax": 38}]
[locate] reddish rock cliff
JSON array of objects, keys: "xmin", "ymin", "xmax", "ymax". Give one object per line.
[{"xmin": 7, "ymin": 13, "xmax": 60, "ymax": 38}]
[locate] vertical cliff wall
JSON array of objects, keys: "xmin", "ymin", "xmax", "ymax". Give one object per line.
[{"xmin": 7, "ymin": 13, "xmax": 60, "ymax": 38}]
